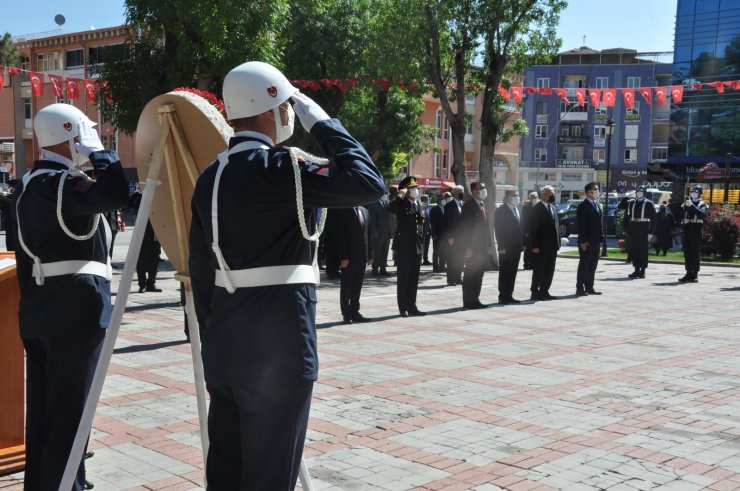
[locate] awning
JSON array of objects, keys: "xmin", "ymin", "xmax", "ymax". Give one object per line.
[{"xmin": 390, "ymin": 177, "xmax": 456, "ymax": 189}]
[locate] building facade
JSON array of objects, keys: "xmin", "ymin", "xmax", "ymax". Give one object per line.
[{"xmin": 520, "ymin": 48, "xmax": 672, "ymax": 200}]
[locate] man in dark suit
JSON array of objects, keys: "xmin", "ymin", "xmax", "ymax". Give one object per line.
[
  {"xmin": 337, "ymin": 206, "xmax": 372, "ymax": 323},
  {"xmin": 494, "ymin": 190, "xmax": 524, "ymax": 304},
  {"xmin": 443, "ymin": 185, "xmax": 465, "ymax": 286},
  {"xmin": 529, "ymin": 185, "xmax": 561, "ymax": 300},
  {"xmin": 430, "ymin": 191, "xmax": 450, "ymax": 272},
  {"xmin": 460, "ymin": 182, "xmax": 491, "ymax": 309},
  {"xmin": 390, "ymin": 176, "xmax": 426, "ymax": 317},
  {"xmin": 420, "ymin": 194, "xmax": 433, "ymax": 265},
  {"xmin": 368, "ymin": 197, "xmax": 392, "ymax": 277},
  {"xmin": 576, "ymin": 182, "xmax": 603, "ymax": 296}
]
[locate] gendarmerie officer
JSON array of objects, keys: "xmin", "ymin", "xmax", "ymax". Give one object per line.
[
  {"xmin": 626, "ymin": 185, "xmax": 656, "ymax": 279},
  {"xmin": 7, "ymin": 103, "xmax": 128, "ymax": 491},
  {"xmin": 679, "ymin": 185, "xmax": 708, "ymax": 283},
  {"xmin": 188, "ymin": 61, "xmax": 383, "ymax": 489},
  {"xmin": 390, "ymin": 176, "xmax": 426, "ymax": 317}
]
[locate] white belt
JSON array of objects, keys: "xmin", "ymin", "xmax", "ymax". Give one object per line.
[
  {"xmin": 214, "ymin": 264, "xmax": 318, "ymax": 289},
  {"xmin": 683, "ymin": 219, "xmax": 704, "ymax": 224},
  {"xmin": 32, "ymin": 260, "xmax": 112, "ymax": 283},
  {"xmin": 631, "ymin": 218, "xmax": 651, "ymax": 222}
]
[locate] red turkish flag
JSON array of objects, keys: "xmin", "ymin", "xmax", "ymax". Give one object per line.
[
  {"xmin": 47, "ymin": 74, "xmax": 64, "ymax": 97},
  {"xmin": 553, "ymin": 88, "xmax": 570, "ymax": 105},
  {"xmin": 510, "ymin": 86, "xmax": 523, "ymax": 104},
  {"xmin": 688, "ymin": 83, "xmax": 702, "ymax": 91},
  {"xmin": 707, "ymin": 81, "xmax": 724, "ymax": 93},
  {"xmin": 655, "ymin": 87, "xmax": 667, "ymax": 105},
  {"xmin": 671, "ymin": 85, "xmax": 684, "ymax": 103},
  {"xmin": 28, "ymin": 71, "xmax": 44, "ymax": 97},
  {"xmin": 66, "ymin": 78, "xmax": 81, "ymax": 100},
  {"xmin": 621, "ymin": 88, "xmax": 635, "ymax": 110},
  {"xmin": 729, "ymin": 80, "xmax": 740, "ymax": 90},
  {"xmin": 497, "ymin": 86, "xmax": 510, "ymax": 99},
  {"xmin": 602, "ymin": 89, "xmax": 617, "ymax": 107},
  {"xmin": 638, "ymin": 87, "xmax": 652, "ymax": 106},
  {"xmin": 588, "ymin": 88, "xmax": 601, "ymax": 107},
  {"xmin": 523, "ymin": 87, "xmax": 536, "ymax": 94},
  {"xmin": 84, "ymin": 79, "xmax": 98, "ymax": 103},
  {"xmin": 7, "ymin": 67, "xmax": 20, "ymax": 76},
  {"xmin": 574, "ymin": 88, "xmax": 586, "ymax": 107},
  {"xmin": 537, "ymin": 87, "xmax": 552, "ymax": 96}
]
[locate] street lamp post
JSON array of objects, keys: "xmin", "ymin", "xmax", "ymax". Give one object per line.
[{"xmin": 601, "ymin": 118, "xmax": 615, "ymax": 257}]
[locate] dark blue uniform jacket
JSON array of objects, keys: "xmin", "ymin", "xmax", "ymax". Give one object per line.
[
  {"xmin": 7, "ymin": 151, "xmax": 129, "ymax": 338},
  {"xmin": 189, "ymin": 119, "xmax": 384, "ymax": 386}
]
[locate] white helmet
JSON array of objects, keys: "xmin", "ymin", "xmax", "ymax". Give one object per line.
[
  {"xmin": 222, "ymin": 61, "xmax": 297, "ymax": 120},
  {"xmin": 34, "ymin": 103, "xmax": 96, "ymax": 148}
]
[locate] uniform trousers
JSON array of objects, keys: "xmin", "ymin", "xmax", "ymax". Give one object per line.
[
  {"xmin": 629, "ymin": 223, "xmax": 650, "ymax": 270},
  {"xmin": 205, "ymin": 380, "xmax": 313, "ymax": 490},
  {"xmin": 682, "ymin": 225, "xmax": 702, "ymax": 273},
  {"xmin": 462, "ymin": 252, "xmax": 487, "ymax": 304},
  {"xmin": 530, "ymin": 250, "xmax": 557, "ymax": 294},
  {"xmin": 576, "ymin": 241, "xmax": 600, "ymax": 291},
  {"xmin": 340, "ymin": 261, "xmax": 366, "ymax": 316},
  {"xmin": 22, "ymin": 329, "xmax": 105, "ymax": 491},
  {"xmin": 395, "ymin": 250, "xmax": 421, "ymax": 311},
  {"xmin": 498, "ymin": 249, "xmax": 521, "ymax": 300}
]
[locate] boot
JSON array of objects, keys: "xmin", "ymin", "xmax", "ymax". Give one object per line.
[
  {"xmin": 678, "ymin": 273, "xmax": 690, "ymax": 282},
  {"xmin": 146, "ymin": 279, "xmax": 162, "ymax": 293}
]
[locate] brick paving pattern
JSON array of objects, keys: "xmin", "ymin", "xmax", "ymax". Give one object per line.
[{"xmin": 1, "ymin": 237, "xmax": 739, "ymax": 490}]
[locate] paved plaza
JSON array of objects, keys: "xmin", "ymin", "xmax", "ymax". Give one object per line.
[{"xmin": 1, "ymin": 231, "xmax": 740, "ymax": 490}]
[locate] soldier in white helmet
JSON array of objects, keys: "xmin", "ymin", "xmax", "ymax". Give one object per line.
[
  {"xmin": 188, "ymin": 61, "xmax": 384, "ymax": 489},
  {"xmin": 7, "ymin": 103, "xmax": 129, "ymax": 490}
]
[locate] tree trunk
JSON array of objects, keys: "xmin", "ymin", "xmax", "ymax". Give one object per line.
[
  {"xmin": 478, "ymin": 158, "xmax": 498, "ymax": 268},
  {"xmin": 450, "ymin": 122, "xmax": 468, "ymax": 192}
]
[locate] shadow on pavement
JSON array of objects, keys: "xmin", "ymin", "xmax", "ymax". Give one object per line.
[
  {"xmin": 113, "ymin": 339, "xmax": 189, "ymax": 354},
  {"xmin": 124, "ymin": 301, "xmax": 182, "ymax": 312}
]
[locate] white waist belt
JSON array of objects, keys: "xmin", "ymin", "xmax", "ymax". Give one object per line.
[
  {"xmin": 631, "ymin": 218, "xmax": 651, "ymax": 222},
  {"xmin": 33, "ymin": 260, "xmax": 112, "ymax": 284},
  {"xmin": 683, "ymin": 219, "xmax": 704, "ymax": 224},
  {"xmin": 215, "ymin": 264, "xmax": 318, "ymax": 289}
]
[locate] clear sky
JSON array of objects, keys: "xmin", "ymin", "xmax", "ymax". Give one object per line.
[{"xmin": 1, "ymin": 0, "xmax": 677, "ymax": 58}]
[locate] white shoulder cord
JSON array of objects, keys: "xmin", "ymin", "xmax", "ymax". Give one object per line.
[
  {"xmin": 57, "ymin": 169, "xmax": 100, "ymax": 240},
  {"xmin": 289, "ymin": 147, "xmax": 329, "ymax": 241}
]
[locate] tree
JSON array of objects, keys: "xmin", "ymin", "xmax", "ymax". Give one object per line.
[{"xmin": 0, "ymin": 32, "xmax": 19, "ymax": 66}]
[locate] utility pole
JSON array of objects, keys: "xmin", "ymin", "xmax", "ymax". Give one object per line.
[{"xmin": 725, "ymin": 152, "xmax": 732, "ymax": 203}]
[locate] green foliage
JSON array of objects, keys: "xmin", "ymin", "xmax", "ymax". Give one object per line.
[
  {"xmin": 615, "ymin": 210, "xmax": 626, "ymax": 240},
  {"xmin": 0, "ymin": 32, "xmax": 19, "ymax": 66},
  {"xmin": 706, "ymin": 204, "xmax": 740, "ymax": 259}
]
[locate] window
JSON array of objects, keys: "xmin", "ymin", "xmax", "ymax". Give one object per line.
[
  {"xmin": 561, "ymin": 126, "xmax": 570, "ymax": 137},
  {"xmin": 20, "ymin": 56, "xmax": 31, "ymax": 71},
  {"xmin": 433, "ymin": 152, "xmax": 439, "ymax": 178},
  {"xmin": 535, "ymin": 148, "xmax": 547, "ymax": 162},
  {"xmin": 536, "ymin": 101, "xmax": 548, "ymax": 114},
  {"xmin": 651, "ymin": 146, "xmax": 668, "ymax": 161},
  {"xmin": 593, "ymin": 148, "xmax": 606, "ymax": 163},
  {"xmin": 572, "ymin": 126, "xmax": 582, "ymax": 137},
  {"xmin": 65, "ymin": 49, "xmax": 84, "ymax": 69},
  {"xmin": 109, "ymin": 132, "xmax": 118, "ymax": 152},
  {"xmin": 561, "ymin": 173, "xmax": 582, "ymax": 181},
  {"xmin": 435, "ymin": 108, "xmax": 443, "ymax": 139},
  {"xmin": 535, "ymin": 125, "xmax": 547, "ymax": 139},
  {"xmin": 595, "ymin": 77, "xmax": 608, "ymax": 89},
  {"xmin": 594, "ymin": 103, "xmax": 607, "ymax": 116},
  {"xmin": 624, "ymin": 148, "xmax": 637, "ymax": 163},
  {"xmin": 465, "ymin": 118, "xmax": 473, "ymax": 136},
  {"xmin": 37, "ymin": 52, "xmax": 62, "ymax": 71},
  {"xmin": 626, "ymin": 76, "xmax": 641, "ymax": 88},
  {"xmin": 594, "ymin": 126, "xmax": 606, "ymax": 138},
  {"xmin": 626, "ymin": 101, "xmax": 640, "ymax": 117},
  {"xmin": 23, "ymin": 99, "xmax": 32, "ymax": 119},
  {"xmin": 442, "ymin": 149, "xmax": 449, "ymax": 177},
  {"xmin": 536, "ymin": 78, "xmax": 550, "ymax": 88},
  {"xmin": 465, "ymin": 94, "xmax": 475, "ymax": 105},
  {"xmin": 88, "ymin": 44, "xmax": 127, "ymax": 65}
]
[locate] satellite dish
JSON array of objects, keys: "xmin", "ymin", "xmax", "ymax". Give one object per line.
[{"xmin": 54, "ymin": 14, "xmax": 66, "ymax": 28}]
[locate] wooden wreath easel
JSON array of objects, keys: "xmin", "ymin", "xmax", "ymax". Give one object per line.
[{"xmin": 60, "ymin": 103, "xmax": 314, "ymax": 490}]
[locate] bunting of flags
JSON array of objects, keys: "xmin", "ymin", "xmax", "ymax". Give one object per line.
[{"xmin": 1, "ymin": 65, "xmax": 100, "ymax": 102}]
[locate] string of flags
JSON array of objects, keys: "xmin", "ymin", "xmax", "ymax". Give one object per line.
[{"xmin": 4, "ymin": 63, "xmax": 740, "ymax": 108}]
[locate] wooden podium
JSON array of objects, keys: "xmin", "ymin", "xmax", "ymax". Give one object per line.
[{"xmin": 0, "ymin": 251, "xmax": 24, "ymax": 475}]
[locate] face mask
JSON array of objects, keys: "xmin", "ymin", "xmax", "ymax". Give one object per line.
[
  {"xmin": 690, "ymin": 192, "xmax": 699, "ymax": 199},
  {"xmin": 455, "ymin": 193, "xmax": 463, "ymax": 201},
  {"xmin": 591, "ymin": 190, "xmax": 600, "ymax": 200},
  {"xmin": 547, "ymin": 194, "xmax": 556, "ymax": 204},
  {"xmin": 511, "ymin": 196, "xmax": 520, "ymax": 206},
  {"xmin": 636, "ymin": 191, "xmax": 644, "ymax": 199},
  {"xmin": 479, "ymin": 189, "xmax": 488, "ymax": 200},
  {"xmin": 409, "ymin": 187, "xmax": 420, "ymax": 199},
  {"xmin": 272, "ymin": 104, "xmax": 295, "ymax": 144}
]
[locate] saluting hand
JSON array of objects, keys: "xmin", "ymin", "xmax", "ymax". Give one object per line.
[{"xmin": 580, "ymin": 242, "xmax": 589, "ymax": 251}]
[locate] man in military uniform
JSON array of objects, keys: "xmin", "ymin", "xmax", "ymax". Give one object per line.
[
  {"xmin": 679, "ymin": 185, "xmax": 708, "ymax": 283},
  {"xmin": 7, "ymin": 103, "xmax": 129, "ymax": 490},
  {"xmin": 189, "ymin": 61, "xmax": 384, "ymax": 489},
  {"xmin": 390, "ymin": 176, "xmax": 427, "ymax": 317},
  {"xmin": 626, "ymin": 185, "xmax": 656, "ymax": 279}
]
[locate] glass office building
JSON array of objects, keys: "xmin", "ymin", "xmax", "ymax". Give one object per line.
[{"xmin": 670, "ymin": 0, "xmax": 740, "ymax": 165}]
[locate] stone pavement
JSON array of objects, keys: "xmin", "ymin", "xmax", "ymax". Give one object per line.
[{"xmin": 1, "ymin": 231, "xmax": 740, "ymax": 490}]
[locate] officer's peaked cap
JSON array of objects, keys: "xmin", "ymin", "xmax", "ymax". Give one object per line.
[{"xmin": 399, "ymin": 176, "xmax": 419, "ymax": 190}]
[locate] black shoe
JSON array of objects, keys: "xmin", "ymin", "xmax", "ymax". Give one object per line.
[
  {"xmin": 380, "ymin": 270, "xmax": 391, "ymax": 277},
  {"xmin": 146, "ymin": 285, "xmax": 162, "ymax": 292},
  {"xmin": 422, "ymin": 260, "xmax": 432, "ymax": 265},
  {"xmin": 530, "ymin": 292, "xmax": 541, "ymax": 301},
  {"xmin": 678, "ymin": 274, "xmax": 690, "ymax": 283},
  {"xmin": 628, "ymin": 271, "xmax": 640, "ymax": 279},
  {"xmin": 399, "ymin": 310, "xmax": 409, "ymax": 318},
  {"xmin": 585, "ymin": 290, "xmax": 602, "ymax": 295},
  {"xmin": 371, "ymin": 270, "xmax": 379, "ymax": 277},
  {"xmin": 408, "ymin": 308, "xmax": 427, "ymax": 316},
  {"xmin": 575, "ymin": 288, "xmax": 588, "ymax": 297},
  {"xmin": 447, "ymin": 281, "xmax": 457, "ymax": 286},
  {"xmin": 84, "ymin": 450, "xmax": 95, "ymax": 459},
  {"xmin": 463, "ymin": 302, "xmax": 480, "ymax": 309},
  {"xmin": 508, "ymin": 298, "xmax": 522, "ymax": 304},
  {"xmin": 342, "ymin": 315, "xmax": 353, "ymax": 324},
  {"xmin": 474, "ymin": 301, "xmax": 488, "ymax": 308},
  {"xmin": 541, "ymin": 293, "xmax": 557, "ymax": 300},
  {"xmin": 138, "ymin": 286, "xmax": 146, "ymax": 293},
  {"xmin": 84, "ymin": 480, "xmax": 94, "ymax": 490},
  {"xmin": 352, "ymin": 313, "xmax": 371, "ymax": 323}
]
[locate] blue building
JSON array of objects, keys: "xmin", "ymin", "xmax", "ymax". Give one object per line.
[{"xmin": 520, "ymin": 48, "xmax": 672, "ymax": 199}]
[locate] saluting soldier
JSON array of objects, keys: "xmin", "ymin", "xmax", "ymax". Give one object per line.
[
  {"xmin": 626, "ymin": 185, "xmax": 656, "ymax": 279},
  {"xmin": 7, "ymin": 103, "xmax": 129, "ymax": 491},
  {"xmin": 390, "ymin": 176, "xmax": 427, "ymax": 317},
  {"xmin": 188, "ymin": 61, "xmax": 383, "ymax": 489},
  {"xmin": 679, "ymin": 185, "xmax": 708, "ymax": 283}
]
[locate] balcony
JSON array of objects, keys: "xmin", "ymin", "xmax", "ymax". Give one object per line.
[
  {"xmin": 560, "ymin": 112, "xmax": 588, "ymax": 121},
  {"xmin": 556, "ymin": 159, "xmax": 592, "ymax": 169},
  {"xmin": 557, "ymin": 135, "xmax": 590, "ymax": 144}
]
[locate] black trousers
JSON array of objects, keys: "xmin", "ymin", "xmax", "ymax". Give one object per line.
[
  {"xmin": 137, "ymin": 221, "xmax": 161, "ymax": 287},
  {"xmin": 498, "ymin": 249, "xmax": 521, "ymax": 300},
  {"xmin": 576, "ymin": 241, "xmax": 600, "ymax": 291},
  {"xmin": 682, "ymin": 225, "xmax": 702, "ymax": 273},
  {"xmin": 432, "ymin": 238, "xmax": 446, "ymax": 272},
  {"xmin": 530, "ymin": 250, "xmax": 557, "ymax": 294},
  {"xmin": 396, "ymin": 250, "xmax": 421, "ymax": 311},
  {"xmin": 22, "ymin": 329, "xmax": 105, "ymax": 491},
  {"xmin": 630, "ymin": 224, "xmax": 650, "ymax": 270},
  {"xmin": 371, "ymin": 235, "xmax": 391, "ymax": 272},
  {"xmin": 340, "ymin": 260, "xmax": 366, "ymax": 316},
  {"xmin": 324, "ymin": 236, "xmax": 340, "ymax": 278},
  {"xmin": 462, "ymin": 252, "xmax": 486, "ymax": 304},
  {"xmin": 446, "ymin": 241, "xmax": 463, "ymax": 284},
  {"xmin": 422, "ymin": 233, "xmax": 431, "ymax": 261},
  {"xmin": 205, "ymin": 380, "xmax": 313, "ymax": 491}
]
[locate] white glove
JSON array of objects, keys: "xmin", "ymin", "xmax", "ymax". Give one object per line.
[
  {"xmin": 648, "ymin": 234, "xmax": 654, "ymax": 241},
  {"xmin": 291, "ymin": 91, "xmax": 330, "ymax": 133},
  {"xmin": 76, "ymin": 119, "xmax": 104, "ymax": 157}
]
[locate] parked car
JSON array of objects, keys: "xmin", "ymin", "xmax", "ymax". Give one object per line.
[{"xmin": 557, "ymin": 207, "xmax": 578, "ymax": 238}]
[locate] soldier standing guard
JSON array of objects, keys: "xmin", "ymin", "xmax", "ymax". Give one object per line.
[
  {"xmin": 390, "ymin": 176, "xmax": 427, "ymax": 317},
  {"xmin": 626, "ymin": 185, "xmax": 656, "ymax": 279},
  {"xmin": 679, "ymin": 185, "xmax": 708, "ymax": 283},
  {"xmin": 188, "ymin": 61, "xmax": 384, "ymax": 489},
  {"xmin": 7, "ymin": 103, "xmax": 129, "ymax": 491}
]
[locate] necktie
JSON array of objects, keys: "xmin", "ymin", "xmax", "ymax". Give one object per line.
[
  {"xmin": 480, "ymin": 202, "xmax": 487, "ymax": 220},
  {"xmin": 356, "ymin": 207, "xmax": 364, "ymax": 227},
  {"xmin": 550, "ymin": 204, "xmax": 555, "ymax": 221},
  {"xmin": 593, "ymin": 200, "xmax": 600, "ymax": 215}
]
